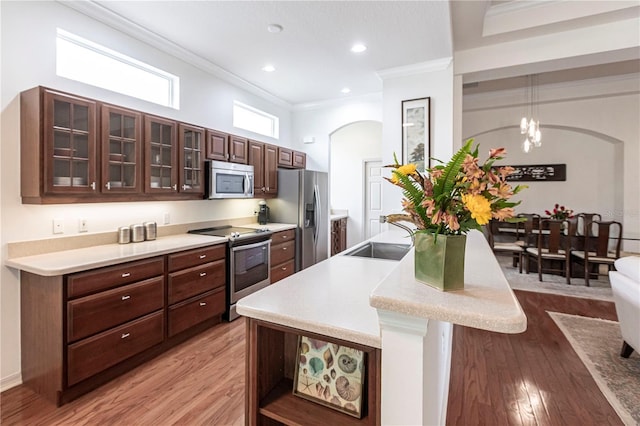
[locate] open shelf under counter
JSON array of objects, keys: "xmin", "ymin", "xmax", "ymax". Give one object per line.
[{"xmin": 246, "ymin": 319, "xmax": 381, "ymax": 426}]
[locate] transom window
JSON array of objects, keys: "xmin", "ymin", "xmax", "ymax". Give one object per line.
[
  {"xmin": 233, "ymin": 101, "xmax": 279, "ymax": 139},
  {"xmin": 56, "ymin": 28, "xmax": 180, "ymax": 109}
]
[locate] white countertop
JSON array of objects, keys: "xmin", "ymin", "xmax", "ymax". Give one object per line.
[
  {"xmin": 5, "ymin": 234, "xmax": 227, "ymax": 276},
  {"xmin": 237, "ymin": 229, "xmax": 526, "ymax": 347},
  {"xmin": 370, "ymin": 230, "xmax": 527, "ymax": 334}
]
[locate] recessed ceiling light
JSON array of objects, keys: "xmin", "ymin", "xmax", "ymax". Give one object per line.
[
  {"xmin": 350, "ymin": 43, "xmax": 367, "ymax": 53},
  {"xmin": 262, "ymin": 64, "xmax": 276, "ymax": 72},
  {"xmin": 341, "ymin": 87, "xmax": 351, "ymax": 94},
  {"xmin": 267, "ymin": 24, "xmax": 283, "ymax": 33}
]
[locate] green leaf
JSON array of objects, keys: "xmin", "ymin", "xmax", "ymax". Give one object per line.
[{"xmin": 433, "ymin": 139, "xmax": 473, "ymax": 198}]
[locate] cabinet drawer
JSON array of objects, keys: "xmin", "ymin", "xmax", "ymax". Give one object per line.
[
  {"xmin": 67, "ymin": 276, "xmax": 164, "ymax": 343},
  {"xmin": 271, "ymin": 259, "xmax": 295, "ymax": 284},
  {"xmin": 168, "ymin": 244, "xmax": 225, "ymax": 272},
  {"xmin": 67, "ymin": 311, "xmax": 164, "ymax": 386},
  {"xmin": 271, "ymin": 240, "xmax": 295, "ymax": 265},
  {"xmin": 272, "ymin": 229, "xmax": 295, "ymax": 245},
  {"xmin": 168, "ymin": 288, "xmax": 225, "ymax": 337},
  {"xmin": 168, "ymin": 259, "xmax": 225, "ymax": 305},
  {"xmin": 67, "ymin": 257, "xmax": 164, "ymax": 299}
]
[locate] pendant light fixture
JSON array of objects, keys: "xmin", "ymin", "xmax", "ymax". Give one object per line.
[{"xmin": 520, "ymin": 74, "xmax": 541, "ymax": 153}]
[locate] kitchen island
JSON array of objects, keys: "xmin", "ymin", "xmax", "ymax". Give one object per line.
[{"xmin": 236, "ymin": 229, "xmax": 527, "ymax": 425}]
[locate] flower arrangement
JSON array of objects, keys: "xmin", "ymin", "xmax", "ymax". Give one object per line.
[
  {"xmin": 385, "ymin": 138, "xmax": 526, "ymax": 235},
  {"xmin": 545, "ymin": 204, "xmax": 574, "ymax": 220}
]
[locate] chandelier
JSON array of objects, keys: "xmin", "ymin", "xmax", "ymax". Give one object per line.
[{"xmin": 520, "ymin": 74, "xmax": 541, "ymax": 153}]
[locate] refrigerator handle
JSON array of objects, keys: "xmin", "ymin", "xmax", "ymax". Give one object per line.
[{"xmin": 313, "ymin": 184, "xmax": 320, "ymax": 243}]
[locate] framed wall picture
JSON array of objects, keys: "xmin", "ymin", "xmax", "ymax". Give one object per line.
[
  {"xmin": 401, "ymin": 97, "xmax": 430, "ymax": 171},
  {"xmin": 293, "ymin": 336, "xmax": 366, "ymax": 418},
  {"xmin": 504, "ymin": 164, "xmax": 567, "ymax": 181}
]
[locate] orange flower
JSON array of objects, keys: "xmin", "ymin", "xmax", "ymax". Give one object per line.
[
  {"xmin": 489, "ymin": 148, "xmax": 506, "ymax": 158},
  {"xmin": 445, "ymin": 213, "xmax": 460, "ymax": 231},
  {"xmin": 492, "ymin": 207, "xmax": 515, "ymax": 221},
  {"xmin": 488, "ymin": 182, "xmax": 513, "ymax": 199}
]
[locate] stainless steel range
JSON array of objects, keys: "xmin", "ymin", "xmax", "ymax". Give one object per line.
[{"xmin": 188, "ymin": 226, "xmax": 272, "ymax": 320}]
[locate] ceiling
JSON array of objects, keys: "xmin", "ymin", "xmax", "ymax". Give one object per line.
[{"xmin": 65, "ymin": 1, "xmax": 640, "ymax": 107}]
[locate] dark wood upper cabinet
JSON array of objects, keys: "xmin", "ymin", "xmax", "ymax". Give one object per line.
[
  {"xmin": 293, "ymin": 151, "xmax": 306, "ymax": 169},
  {"xmin": 144, "ymin": 115, "xmax": 177, "ymax": 193},
  {"xmin": 21, "ymin": 87, "xmax": 98, "ymax": 203},
  {"xmin": 264, "ymin": 143, "xmax": 278, "ymax": 196},
  {"xmin": 229, "ymin": 135, "xmax": 248, "ymax": 164},
  {"xmin": 101, "ymin": 104, "xmax": 142, "ymax": 194},
  {"xmin": 248, "ymin": 140, "xmax": 265, "ymax": 195},
  {"xmin": 249, "ymin": 141, "xmax": 277, "ymax": 198},
  {"xmin": 178, "ymin": 124, "xmax": 205, "ymax": 195},
  {"xmin": 277, "ymin": 147, "xmax": 293, "ymax": 167},
  {"xmin": 205, "ymin": 129, "xmax": 228, "ymax": 161}
]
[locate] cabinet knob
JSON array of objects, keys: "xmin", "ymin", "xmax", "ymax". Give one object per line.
[
  {"xmin": 121, "ymin": 333, "xmax": 130, "ymax": 339},
  {"xmin": 121, "ymin": 295, "xmax": 131, "ymax": 301},
  {"xmin": 182, "ymin": 184, "xmax": 188, "ymax": 190},
  {"xmin": 199, "ymin": 302, "xmax": 207, "ymax": 307},
  {"xmin": 199, "ymin": 272, "xmax": 207, "ymax": 277},
  {"xmin": 91, "ymin": 182, "xmax": 96, "ymax": 190},
  {"xmin": 281, "ymin": 266, "xmax": 287, "ymax": 271},
  {"xmin": 105, "ymin": 182, "xmax": 111, "ymax": 190},
  {"xmin": 172, "ymin": 184, "xmax": 177, "ymax": 191},
  {"xmin": 199, "ymin": 254, "xmax": 206, "ymax": 259},
  {"xmin": 121, "ymin": 272, "xmax": 131, "ymax": 278},
  {"xmin": 283, "ymin": 247, "xmax": 287, "ymax": 251},
  {"xmin": 232, "ymin": 154, "xmax": 236, "ymax": 159}
]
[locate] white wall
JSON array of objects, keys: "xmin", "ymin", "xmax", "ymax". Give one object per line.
[
  {"xmin": 330, "ymin": 121, "xmax": 382, "ymax": 248},
  {"xmin": 291, "ymin": 94, "xmax": 383, "ymax": 172},
  {"xmin": 463, "ymin": 74, "xmax": 640, "ymax": 251},
  {"xmin": 0, "ymin": 1, "xmax": 292, "ymax": 388},
  {"xmin": 380, "ymin": 62, "xmax": 455, "ymax": 216}
]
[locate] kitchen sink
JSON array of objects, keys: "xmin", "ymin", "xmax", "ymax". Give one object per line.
[{"xmin": 343, "ymin": 242, "xmax": 411, "ymax": 261}]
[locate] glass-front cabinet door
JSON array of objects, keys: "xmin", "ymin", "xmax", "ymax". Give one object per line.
[
  {"xmin": 44, "ymin": 90, "xmax": 97, "ymax": 194},
  {"xmin": 145, "ymin": 115, "xmax": 177, "ymax": 193},
  {"xmin": 101, "ymin": 105, "xmax": 142, "ymax": 193},
  {"xmin": 178, "ymin": 123, "xmax": 204, "ymax": 195}
]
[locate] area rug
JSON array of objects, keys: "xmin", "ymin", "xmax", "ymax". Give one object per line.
[
  {"xmin": 496, "ymin": 254, "xmax": 613, "ymax": 302},
  {"xmin": 548, "ymin": 312, "xmax": 640, "ymax": 426}
]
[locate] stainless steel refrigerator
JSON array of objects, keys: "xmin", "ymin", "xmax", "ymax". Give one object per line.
[{"xmin": 270, "ymin": 169, "xmax": 328, "ymax": 271}]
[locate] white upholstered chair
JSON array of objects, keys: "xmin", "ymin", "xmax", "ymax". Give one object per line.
[{"xmin": 609, "ymin": 256, "xmax": 640, "ymax": 358}]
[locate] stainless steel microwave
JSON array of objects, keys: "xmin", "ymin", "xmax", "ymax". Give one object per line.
[{"xmin": 206, "ymin": 160, "xmax": 254, "ymax": 199}]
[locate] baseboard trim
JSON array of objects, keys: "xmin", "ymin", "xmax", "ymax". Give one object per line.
[{"xmin": 0, "ymin": 372, "xmax": 22, "ymax": 392}]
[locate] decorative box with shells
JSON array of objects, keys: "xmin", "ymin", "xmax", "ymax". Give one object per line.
[{"xmin": 293, "ymin": 336, "xmax": 365, "ymax": 418}]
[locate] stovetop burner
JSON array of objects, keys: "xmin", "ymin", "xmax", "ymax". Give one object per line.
[{"xmin": 188, "ymin": 225, "xmax": 272, "ymax": 245}]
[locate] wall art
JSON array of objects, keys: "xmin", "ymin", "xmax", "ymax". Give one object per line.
[
  {"xmin": 293, "ymin": 336, "xmax": 366, "ymax": 418},
  {"xmin": 401, "ymin": 97, "xmax": 430, "ymax": 171},
  {"xmin": 505, "ymin": 164, "xmax": 566, "ymax": 182}
]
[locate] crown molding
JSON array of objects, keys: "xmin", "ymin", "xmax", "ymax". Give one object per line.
[
  {"xmin": 56, "ymin": 0, "xmax": 293, "ymax": 109},
  {"xmin": 377, "ymin": 57, "xmax": 453, "ymax": 80}
]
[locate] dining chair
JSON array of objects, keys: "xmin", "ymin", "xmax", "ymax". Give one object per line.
[
  {"xmin": 516, "ymin": 213, "xmax": 541, "ymax": 250},
  {"xmin": 525, "ymin": 218, "xmax": 572, "ymax": 284},
  {"xmin": 485, "ymin": 220, "xmax": 525, "ymax": 273},
  {"xmin": 576, "ymin": 213, "xmax": 602, "ymax": 236},
  {"xmin": 571, "ymin": 220, "xmax": 623, "ymax": 286}
]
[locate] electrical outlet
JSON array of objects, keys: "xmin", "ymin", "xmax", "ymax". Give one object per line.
[
  {"xmin": 53, "ymin": 218, "xmax": 64, "ymax": 234},
  {"xmin": 79, "ymin": 218, "xmax": 88, "ymax": 233},
  {"xmin": 163, "ymin": 212, "xmax": 170, "ymax": 225}
]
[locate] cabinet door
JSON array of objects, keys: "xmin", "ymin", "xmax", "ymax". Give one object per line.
[
  {"xmin": 206, "ymin": 129, "xmax": 228, "ymax": 161},
  {"xmin": 145, "ymin": 115, "xmax": 177, "ymax": 193},
  {"xmin": 44, "ymin": 89, "xmax": 97, "ymax": 194},
  {"xmin": 101, "ymin": 105, "xmax": 142, "ymax": 193},
  {"xmin": 178, "ymin": 123, "xmax": 205, "ymax": 194},
  {"xmin": 293, "ymin": 151, "xmax": 306, "ymax": 169},
  {"xmin": 248, "ymin": 140, "xmax": 265, "ymax": 195},
  {"xmin": 264, "ymin": 144, "xmax": 278, "ymax": 196},
  {"xmin": 229, "ymin": 135, "xmax": 248, "ymax": 164},
  {"xmin": 277, "ymin": 147, "xmax": 293, "ymax": 167}
]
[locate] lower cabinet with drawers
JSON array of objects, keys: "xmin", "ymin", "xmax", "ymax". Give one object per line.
[
  {"xmin": 270, "ymin": 228, "xmax": 296, "ymax": 283},
  {"xmin": 19, "ymin": 242, "xmax": 226, "ymax": 406}
]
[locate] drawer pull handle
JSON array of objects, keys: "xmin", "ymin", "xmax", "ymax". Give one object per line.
[
  {"xmin": 121, "ymin": 272, "xmax": 131, "ymax": 278},
  {"xmin": 199, "ymin": 302, "xmax": 207, "ymax": 306},
  {"xmin": 199, "ymin": 254, "xmax": 206, "ymax": 259},
  {"xmin": 121, "ymin": 333, "xmax": 130, "ymax": 339},
  {"xmin": 121, "ymin": 295, "xmax": 131, "ymax": 301},
  {"xmin": 283, "ymin": 247, "xmax": 287, "ymax": 250},
  {"xmin": 282, "ymin": 267, "xmax": 287, "ymax": 271},
  {"xmin": 199, "ymin": 272, "xmax": 207, "ymax": 277}
]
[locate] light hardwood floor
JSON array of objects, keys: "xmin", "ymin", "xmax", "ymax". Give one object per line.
[{"xmin": 1, "ymin": 290, "xmax": 622, "ymax": 425}]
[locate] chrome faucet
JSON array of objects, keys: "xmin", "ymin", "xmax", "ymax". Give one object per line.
[{"xmin": 380, "ymin": 215, "xmax": 415, "ymax": 245}]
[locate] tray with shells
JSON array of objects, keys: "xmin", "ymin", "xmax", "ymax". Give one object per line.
[{"xmin": 292, "ymin": 336, "xmax": 365, "ymax": 419}]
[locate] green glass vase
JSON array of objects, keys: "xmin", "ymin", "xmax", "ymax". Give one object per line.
[{"xmin": 414, "ymin": 232, "xmax": 467, "ymax": 291}]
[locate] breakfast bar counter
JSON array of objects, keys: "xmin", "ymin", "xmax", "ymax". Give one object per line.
[{"xmin": 237, "ymin": 228, "xmax": 527, "ymax": 426}]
